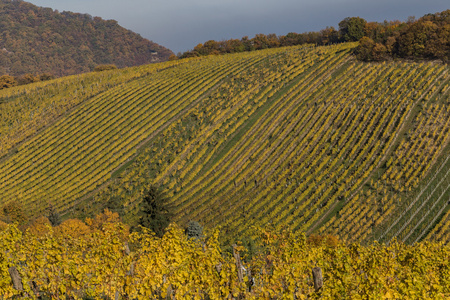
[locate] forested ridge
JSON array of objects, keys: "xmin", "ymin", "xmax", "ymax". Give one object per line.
[{"xmin": 0, "ymin": 0, "xmax": 173, "ymax": 77}]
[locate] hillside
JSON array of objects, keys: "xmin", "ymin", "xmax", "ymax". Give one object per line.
[
  {"xmin": 0, "ymin": 42, "xmax": 449, "ymax": 245},
  {"xmin": 0, "ymin": 0, "xmax": 173, "ymax": 77}
]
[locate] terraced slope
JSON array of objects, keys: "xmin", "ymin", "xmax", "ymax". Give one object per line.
[
  {"xmin": 0, "ymin": 61, "xmax": 182, "ymax": 157},
  {"xmin": 164, "ymin": 59, "xmax": 448, "ymax": 238},
  {"xmin": 1, "ymin": 43, "xmax": 449, "ymax": 243},
  {"xmin": 0, "ymin": 53, "xmax": 264, "ymax": 215},
  {"xmin": 426, "ymin": 209, "xmax": 450, "ymax": 244},
  {"xmin": 319, "ymin": 84, "xmax": 450, "ymax": 243}
]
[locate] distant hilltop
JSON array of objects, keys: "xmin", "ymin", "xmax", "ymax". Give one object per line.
[{"xmin": 0, "ymin": 0, "xmax": 173, "ymax": 77}]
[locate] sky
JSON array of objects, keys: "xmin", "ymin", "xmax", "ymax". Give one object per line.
[{"xmin": 29, "ymin": 0, "xmax": 449, "ymax": 54}]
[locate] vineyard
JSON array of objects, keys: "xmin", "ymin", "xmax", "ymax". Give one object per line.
[
  {"xmin": 0, "ymin": 42, "xmax": 449, "ymax": 244},
  {"xmin": 1, "ymin": 219, "xmax": 450, "ymax": 299}
]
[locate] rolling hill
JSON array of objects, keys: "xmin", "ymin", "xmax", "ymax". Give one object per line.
[
  {"xmin": 0, "ymin": 0, "xmax": 173, "ymax": 77},
  {"xmin": 0, "ymin": 42, "xmax": 449, "ymax": 244}
]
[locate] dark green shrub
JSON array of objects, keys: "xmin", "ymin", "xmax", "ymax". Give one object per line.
[{"xmin": 185, "ymin": 220, "xmax": 203, "ymax": 240}]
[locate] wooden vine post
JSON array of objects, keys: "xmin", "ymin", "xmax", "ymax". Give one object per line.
[
  {"xmin": 8, "ymin": 266, "xmax": 23, "ymax": 291},
  {"xmin": 232, "ymin": 244, "xmax": 244, "ymax": 283},
  {"xmin": 232, "ymin": 243, "xmax": 246, "ymax": 298},
  {"xmin": 312, "ymin": 266, "xmax": 323, "ymax": 292}
]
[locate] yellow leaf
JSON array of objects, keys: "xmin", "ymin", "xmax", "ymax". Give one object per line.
[{"xmin": 383, "ymin": 291, "xmax": 393, "ymax": 299}]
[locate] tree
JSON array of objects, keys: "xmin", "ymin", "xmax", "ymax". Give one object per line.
[
  {"xmin": 27, "ymin": 216, "xmax": 52, "ymax": 236},
  {"xmin": 55, "ymin": 219, "xmax": 90, "ymax": 238},
  {"xmin": 371, "ymin": 43, "xmax": 388, "ymax": 61},
  {"xmin": 17, "ymin": 73, "xmax": 39, "ymax": 85},
  {"xmin": 339, "ymin": 17, "xmax": 367, "ymax": 42},
  {"xmin": 355, "ymin": 36, "xmax": 375, "ymax": 61},
  {"xmin": 222, "ymin": 39, "xmax": 245, "ymax": 53},
  {"xmin": 432, "ymin": 24, "xmax": 450, "ymax": 61},
  {"xmin": 364, "ymin": 22, "xmax": 383, "ymax": 41},
  {"xmin": 0, "ymin": 75, "xmax": 17, "ymax": 90},
  {"xmin": 203, "ymin": 40, "xmax": 220, "ymax": 55},
  {"xmin": 355, "ymin": 36, "xmax": 388, "ymax": 62},
  {"xmin": 398, "ymin": 20, "xmax": 438, "ymax": 58},
  {"xmin": 240, "ymin": 36, "xmax": 254, "ymax": 51},
  {"xmin": 138, "ymin": 186, "xmax": 173, "ymax": 237},
  {"xmin": 251, "ymin": 34, "xmax": 271, "ymax": 50},
  {"xmin": 46, "ymin": 204, "xmax": 61, "ymax": 226},
  {"xmin": 105, "ymin": 193, "xmax": 126, "ymax": 217},
  {"xmin": 1, "ymin": 201, "xmax": 27, "ymax": 225},
  {"xmin": 39, "ymin": 73, "xmax": 55, "ymax": 81},
  {"xmin": 319, "ymin": 27, "xmax": 339, "ymax": 45},
  {"xmin": 85, "ymin": 209, "xmax": 129, "ymax": 239},
  {"xmin": 385, "ymin": 36, "xmax": 398, "ymax": 54},
  {"xmin": 267, "ymin": 33, "xmax": 280, "ymax": 48}
]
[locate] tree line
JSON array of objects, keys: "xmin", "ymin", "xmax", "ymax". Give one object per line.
[
  {"xmin": 0, "ymin": 64, "xmax": 119, "ymax": 90},
  {"xmin": 178, "ymin": 10, "xmax": 449, "ymax": 62},
  {"xmin": 0, "ymin": 73, "xmax": 55, "ymax": 90},
  {"xmin": 355, "ymin": 10, "xmax": 449, "ymax": 62}
]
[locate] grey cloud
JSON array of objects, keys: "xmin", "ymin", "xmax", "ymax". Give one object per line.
[{"xmin": 29, "ymin": 0, "xmax": 450, "ymax": 53}]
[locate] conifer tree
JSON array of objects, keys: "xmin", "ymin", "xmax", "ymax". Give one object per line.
[{"xmin": 138, "ymin": 186, "xmax": 173, "ymax": 237}]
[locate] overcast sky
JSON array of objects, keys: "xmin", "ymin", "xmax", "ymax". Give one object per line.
[{"xmin": 29, "ymin": 0, "xmax": 449, "ymax": 54}]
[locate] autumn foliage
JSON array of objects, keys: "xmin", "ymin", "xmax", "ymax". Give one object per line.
[
  {"xmin": 0, "ymin": 73, "xmax": 55, "ymax": 90},
  {"xmin": 180, "ymin": 10, "xmax": 449, "ymax": 63},
  {"xmin": 0, "ymin": 201, "xmax": 27, "ymax": 226},
  {"xmin": 0, "ymin": 75, "xmax": 17, "ymax": 89},
  {"xmin": 0, "ymin": 0, "xmax": 172, "ymax": 77},
  {"xmin": 94, "ymin": 64, "xmax": 118, "ymax": 72},
  {"xmin": 0, "ymin": 221, "xmax": 449, "ymax": 299},
  {"xmin": 24, "ymin": 209, "xmax": 128, "ymax": 239},
  {"xmin": 355, "ymin": 10, "xmax": 450, "ymax": 61},
  {"xmin": 307, "ymin": 233, "xmax": 339, "ymax": 248}
]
